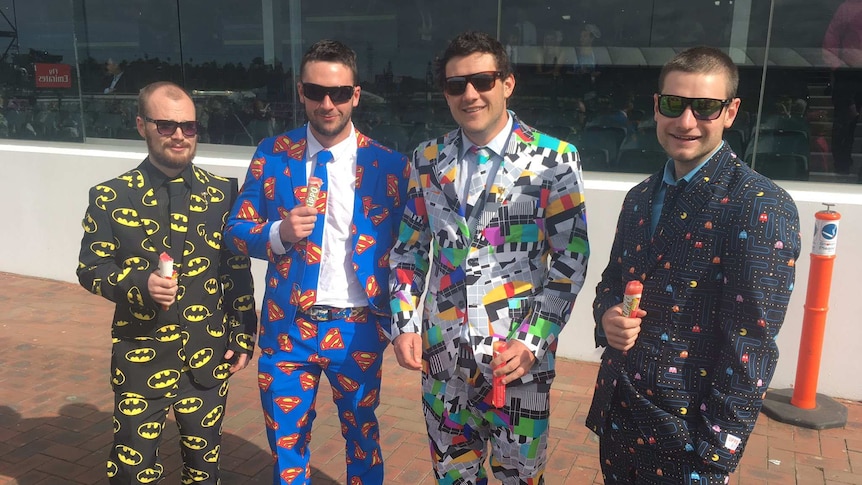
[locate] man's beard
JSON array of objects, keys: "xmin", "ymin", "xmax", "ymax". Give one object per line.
[
  {"xmin": 308, "ymin": 107, "xmax": 352, "ymax": 139},
  {"xmin": 146, "ymin": 131, "xmax": 196, "ymax": 172}
]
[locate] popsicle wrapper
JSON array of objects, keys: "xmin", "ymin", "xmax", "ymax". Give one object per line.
[{"xmin": 306, "ymin": 176, "xmax": 323, "ymax": 207}]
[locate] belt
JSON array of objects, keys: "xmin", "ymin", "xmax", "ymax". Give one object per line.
[{"xmin": 299, "ymin": 305, "xmax": 367, "ymax": 321}]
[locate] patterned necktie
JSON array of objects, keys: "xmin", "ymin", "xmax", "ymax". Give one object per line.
[
  {"xmin": 466, "ymin": 145, "xmax": 492, "ymax": 218},
  {"xmin": 166, "ymin": 177, "xmax": 187, "ymax": 261},
  {"xmin": 299, "ymin": 150, "xmax": 331, "ymax": 309}
]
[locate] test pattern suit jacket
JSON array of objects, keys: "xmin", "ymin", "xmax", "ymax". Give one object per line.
[
  {"xmin": 586, "ymin": 144, "xmax": 801, "ymax": 472},
  {"xmin": 388, "ymin": 113, "xmax": 589, "ymax": 386},
  {"xmin": 77, "ymin": 160, "xmax": 258, "ymax": 399},
  {"xmin": 223, "ymin": 126, "xmax": 410, "ymax": 355}
]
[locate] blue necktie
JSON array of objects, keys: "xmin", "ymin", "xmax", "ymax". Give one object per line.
[{"xmin": 298, "ymin": 150, "xmax": 330, "ymax": 309}]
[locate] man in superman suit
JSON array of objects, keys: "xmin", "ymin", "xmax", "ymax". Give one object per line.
[
  {"xmin": 225, "ymin": 40, "xmax": 409, "ymax": 485},
  {"xmin": 77, "ymin": 81, "xmax": 257, "ymax": 484}
]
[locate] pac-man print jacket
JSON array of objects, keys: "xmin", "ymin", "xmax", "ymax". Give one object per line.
[
  {"xmin": 586, "ymin": 144, "xmax": 801, "ymax": 472},
  {"xmin": 388, "ymin": 113, "xmax": 589, "ymax": 385},
  {"xmin": 77, "ymin": 160, "xmax": 257, "ymax": 399},
  {"xmin": 223, "ymin": 126, "xmax": 410, "ymax": 354}
]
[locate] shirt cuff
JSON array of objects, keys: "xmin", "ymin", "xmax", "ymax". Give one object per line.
[{"xmin": 269, "ymin": 220, "xmax": 287, "ymax": 255}]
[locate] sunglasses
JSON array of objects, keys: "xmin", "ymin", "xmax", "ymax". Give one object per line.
[
  {"xmin": 301, "ymin": 83, "xmax": 356, "ymax": 103},
  {"xmin": 657, "ymin": 95, "xmax": 731, "ymax": 121},
  {"xmin": 444, "ymin": 71, "xmax": 503, "ymax": 96},
  {"xmin": 144, "ymin": 116, "xmax": 199, "ymax": 137}
]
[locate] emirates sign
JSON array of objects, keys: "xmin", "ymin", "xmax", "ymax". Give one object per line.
[{"xmin": 34, "ymin": 63, "xmax": 72, "ymax": 89}]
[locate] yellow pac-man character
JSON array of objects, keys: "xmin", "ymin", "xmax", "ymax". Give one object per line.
[
  {"xmin": 184, "ymin": 304, "xmax": 213, "ymax": 323},
  {"xmin": 175, "ymin": 397, "xmax": 204, "ymax": 414},
  {"xmin": 203, "ymin": 445, "xmax": 220, "ymax": 463},
  {"xmin": 147, "ymin": 369, "xmax": 181, "ymax": 390},
  {"xmin": 125, "ymin": 347, "xmax": 156, "ymax": 363},
  {"xmin": 181, "ymin": 435, "xmax": 208, "ymax": 450},
  {"xmin": 189, "ymin": 348, "xmax": 214, "ymax": 369},
  {"xmin": 155, "ymin": 324, "xmax": 182, "ymax": 342},
  {"xmin": 201, "ymin": 405, "xmax": 224, "ymax": 428},
  {"xmin": 137, "ymin": 422, "xmax": 163, "ymax": 440}
]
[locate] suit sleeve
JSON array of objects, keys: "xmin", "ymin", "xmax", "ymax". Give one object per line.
[
  {"xmin": 514, "ymin": 145, "xmax": 589, "ymax": 362},
  {"xmin": 77, "ymin": 185, "xmax": 156, "ymax": 310},
  {"xmin": 387, "ymin": 149, "xmax": 428, "ymax": 340},
  {"xmin": 695, "ymin": 185, "xmax": 800, "ymax": 471},
  {"xmin": 592, "ymin": 195, "xmax": 631, "ymax": 348},
  {"xmin": 220, "ymin": 178, "xmax": 258, "ymax": 357},
  {"xmin": 225, "ymin": 149, "xmax": 282, "ymax": 263}
]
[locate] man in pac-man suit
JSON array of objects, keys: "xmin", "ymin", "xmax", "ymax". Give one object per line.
[
  {"xmin": 586, "ymin": 47, "xmax": 801, "ymax": 484},
  {"xmin": 77, "ymin": 81, "xmax": 257, "ymax": 485},
  {"xmin": 388, "ymin": 32, "xmax": 589, "ymax": 483},
  {"xmin": 224, "ymin": 40, "xmax": 408, "ymax": 485}
]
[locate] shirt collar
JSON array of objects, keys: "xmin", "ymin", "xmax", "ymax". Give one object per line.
[
  {"xmin": 661, "ymin": 140, "xmax": 724, "ymax": 186},
  {"xmin": 461, "ymin": 113, "xmax": 514, "ymax": 159},
  {"xmin": 306, "ymin": 123, "xmax": 358, "ymax": 162},
  {"xmin": 144, "ymin": 157, "xmax": 192, "ymax": 188}
]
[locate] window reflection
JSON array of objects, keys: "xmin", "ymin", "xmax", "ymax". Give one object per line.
[{"xmin": 0, "ymin": 0, "xmax": 858, "ymax": 183}]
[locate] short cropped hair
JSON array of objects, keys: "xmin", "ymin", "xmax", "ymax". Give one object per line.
[
  {"xmin": 435, "ymin": 31, "xmax": 512, "ymax": 91},
  {"xmin": 137, "ymin": 81, "xmax": 194, "ymax": 118},
  {"xmin": 300, "ymin": 39, "xmax": 359, "ymax": 85},
  {"xmin": 659, "ymin": 46, "xmax": 739, "ymax": 99}
]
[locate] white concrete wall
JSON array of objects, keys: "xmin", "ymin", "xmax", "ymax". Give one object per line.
[{"xmin": 3, "ymin": 138, "xmax": 862, "ymax": 400}]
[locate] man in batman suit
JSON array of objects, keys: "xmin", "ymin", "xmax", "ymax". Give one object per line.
[
  {"xmin": 586, "ymin": 47, "xmax": 801, "ymax": 484},
  {"xmin": 77, "ymin": 81, "xmax": 257, "ymax": 485}
]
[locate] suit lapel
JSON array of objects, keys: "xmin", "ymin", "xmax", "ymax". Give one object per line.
[
  {"xmin": 433, "ymin": 135, "xmax": 464, "ymax": 217},
  {"xmin": 125, "ymin": 161, "xmax": 169, "ymax": 257}
]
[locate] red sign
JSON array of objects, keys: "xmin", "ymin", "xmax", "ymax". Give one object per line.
[{"xmin": 34, "ymin": 63, "xmax": 72, "ymax": 89}]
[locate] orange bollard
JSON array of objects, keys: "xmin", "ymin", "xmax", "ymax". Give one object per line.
[{"xmin": 791, "ymin": 204, "xmax": 840, "ymax": 410}]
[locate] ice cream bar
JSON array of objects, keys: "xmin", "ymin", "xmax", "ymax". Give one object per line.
[
  {"xmin": 492, "ymin": 341, "xmax": 507, "ymax": 408},
  {"xmin": 159, "ymin": 252, "xmax": 174, "ymax": 279},
  {"xmin": 306, "ymin": 176, "xmax": 323, "ymax": 207},
  {"xmin": 621, "ymin": 280, "xmax": 643, "ymax": 317}
]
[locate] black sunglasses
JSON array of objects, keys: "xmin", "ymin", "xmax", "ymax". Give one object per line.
[
  {"xmin": 144, "ymin": 116, "xmax": 199, "ymax": 137},
  {"xmin": 301, "ymin": 83, "xmax": 356, "ymax": 103},
  {"xmin": 657, "ymin": 95, "xmax": 731, "ymax": 121},
  {"xmin": 444, "ymin": 71, "xmax": 503, "ymax": 96}
]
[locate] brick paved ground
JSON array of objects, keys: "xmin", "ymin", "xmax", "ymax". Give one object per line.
[{"xmin": 0, "ymin": 273, "xmax": 860, "ymax": 484}]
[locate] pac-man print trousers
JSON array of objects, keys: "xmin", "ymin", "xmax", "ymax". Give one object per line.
[
  {"xmin": 421, "ymin": 344, "xmax": 550, "ymax": 485},
  {"xmin": 258, "ymin": 309, "xmax": 387, "ymax": 485},
  {"xmin": 598, "ymin": 387, "xmax": 729, "ymax": 485},
  {"xmin": 109, "ymin": 370, "xmax": 227, "ymax": 484}
]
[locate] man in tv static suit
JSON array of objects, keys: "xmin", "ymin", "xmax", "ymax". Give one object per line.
[
  {"xmin": 77, "ymin": 81, "xmax": 257, "ymax": 485},
  {"xmin": 388, "ymin": 31, "xmax": 589, "ymax": 484},
  {"xmin": 224, "ymin": 40, "xmax": 409, "ymax": 484},
  {"xmin": 586, "ymin": 46, "xmax": 801, "ymax": 484}
]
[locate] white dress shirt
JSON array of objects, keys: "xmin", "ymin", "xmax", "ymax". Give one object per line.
[{"xmin": 268, "ymin": 124, "xmax": 367, "ymax": 308}]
